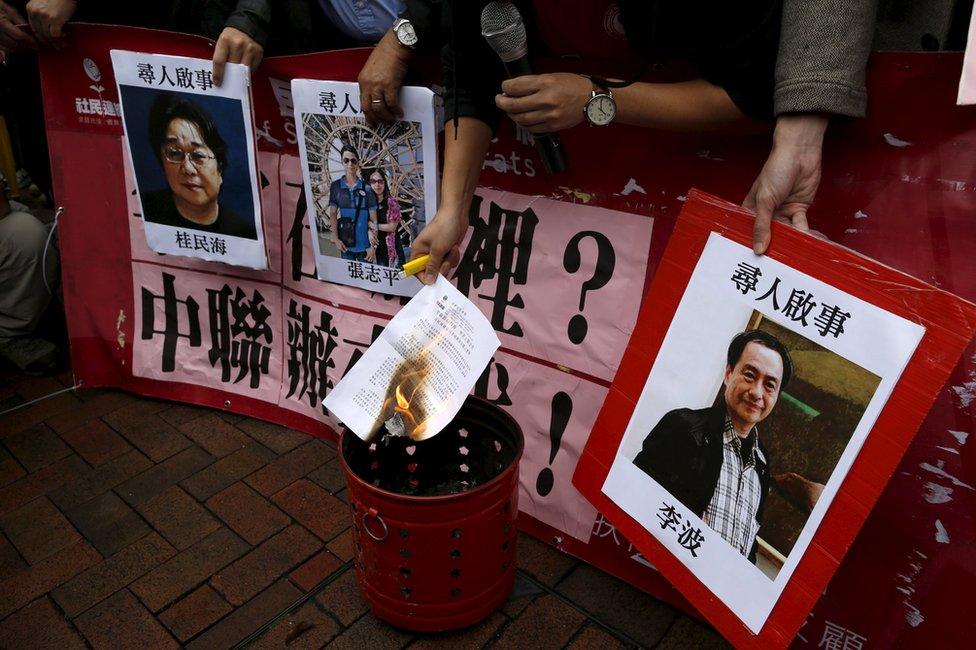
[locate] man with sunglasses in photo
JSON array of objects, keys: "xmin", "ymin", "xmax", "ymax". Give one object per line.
[{"xmin": 328, "ymin": 145, "xmax": 379, "ymax": 263}]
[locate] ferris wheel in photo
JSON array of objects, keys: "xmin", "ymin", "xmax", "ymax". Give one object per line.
[{"xmin": 302, "ymin": 114, "xmax": 426, "ymax": 231}]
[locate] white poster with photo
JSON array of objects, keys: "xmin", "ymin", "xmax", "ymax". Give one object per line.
[
  {"xmin": 602, "ymin": 233, "xmax": 925, "ymax": 633},
  {"xmin": 292, "ymin": 79, "xmax": 437, "ymax": 296},
  {"xmin": 111, "ymin": 50, "xmax": 267, "ymax": 269}
]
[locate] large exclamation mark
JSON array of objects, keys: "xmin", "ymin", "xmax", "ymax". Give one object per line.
[{"xmin": 536, "ymin": 392, "xmax": 572, "ymax": 497}]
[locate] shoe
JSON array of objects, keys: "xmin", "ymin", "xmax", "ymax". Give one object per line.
[{"xmin": 0, "ymin": 336, "xmax": 60, "ymax": 376}]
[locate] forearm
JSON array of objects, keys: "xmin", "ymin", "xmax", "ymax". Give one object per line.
[
  {"xmin": 328, "ymin": 208, "xmax": 338, "ymax": 237},
  {"xmin": 614, "ymin": 79, "xmax": 754, "ymax": 132},
  {"xmin": 439, "ymin": 117, "xmax": 492, "ymax": 215}
]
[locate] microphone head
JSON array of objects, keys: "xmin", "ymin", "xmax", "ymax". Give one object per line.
[{"xmin": 481, "ymin": 2, "xmax": 528, "ymax": 63}]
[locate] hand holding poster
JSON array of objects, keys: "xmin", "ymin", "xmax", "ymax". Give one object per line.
[
  {"xmin": 111, "ymin": 51, "xmax": 267, "ymax": 269},
  {"xmin": 292, "ymin": 79, "xmax": 438, "ymax": 296}
]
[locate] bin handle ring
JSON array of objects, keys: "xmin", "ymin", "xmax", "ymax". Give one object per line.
[{"xmin": 363, "ymin": 508, "xmax": 388, "ymax": 541}]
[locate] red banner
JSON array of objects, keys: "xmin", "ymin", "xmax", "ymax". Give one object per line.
[{"xmin": 41, "ymin": 25, "xmax": 976, "ymax": 647}]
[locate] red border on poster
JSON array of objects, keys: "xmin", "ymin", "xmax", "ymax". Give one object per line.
[{"xmin": 572, "ymin": 189, "xmax": 976, "ymax": 648}]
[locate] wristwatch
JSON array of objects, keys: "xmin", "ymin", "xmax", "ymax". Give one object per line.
[
  {"xmin": 392, "ymin": 18, "xmax": 418, "ymax": 49},
  {"xmin": 584, "ymin": 82, "xmax": 616, "ymax": 126}
]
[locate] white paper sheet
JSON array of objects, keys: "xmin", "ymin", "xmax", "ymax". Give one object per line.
[{"xmin": 324, "ymin": 275, "xmax": 500, "ymax": 441}]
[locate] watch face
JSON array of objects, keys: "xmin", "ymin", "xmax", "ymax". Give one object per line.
[
  {"xmin": 585, "ymin": 94, "xmax": 615, "ymax": 126},
  {"xmin": 396, "ymin": 22, "xmax": 418, "ymax": 47}
]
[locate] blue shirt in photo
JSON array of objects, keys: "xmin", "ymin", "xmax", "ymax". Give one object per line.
[{"xmin": 329, "ymin": 177, "xmax": 377, "ymax": 252}]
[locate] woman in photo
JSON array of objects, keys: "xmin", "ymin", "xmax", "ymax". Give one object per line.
[
  {"xmin": 144, "ymin": 92, "xmax": 253, "ymax": 238},
  {"xmin": 365, "ymin": 167, "xmax": 407, "ymax": 267}
]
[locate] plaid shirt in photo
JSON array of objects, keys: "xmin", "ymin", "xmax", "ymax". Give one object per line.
[{"xmin": 701, "ymin": 416, "xmax": 764, "ymax": 556}]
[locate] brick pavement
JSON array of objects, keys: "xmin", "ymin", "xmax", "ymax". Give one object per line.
[{"xmin": 0, "ymin": 368, "xmax": 729, "ymax": 649}]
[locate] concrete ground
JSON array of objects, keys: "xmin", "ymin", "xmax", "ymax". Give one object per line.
[{"xmin": 0, "ymin": 366, "xmax": 729, "ymax": 649}]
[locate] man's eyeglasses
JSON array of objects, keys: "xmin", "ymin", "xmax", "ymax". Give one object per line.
[
  {"xmin": 342, "ymin": 157, "xmax": 359, "ymax": 165},
  {"xmin": 163, "ymin": 146, "xmax": 216, "ymax": 167}
]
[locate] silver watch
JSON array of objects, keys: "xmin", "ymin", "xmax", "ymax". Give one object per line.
[
  {"xmin": 584, "ymin": 84, "xmax": 616, "ymax": 126},
  {"xmin": 393, "ymin": 18, "xmax": 418, "ymax": 49}
]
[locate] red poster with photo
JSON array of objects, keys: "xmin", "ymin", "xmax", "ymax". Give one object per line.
[{"xmin": 573, "ymin": 190, "xmax": 976, "ymax": 648}]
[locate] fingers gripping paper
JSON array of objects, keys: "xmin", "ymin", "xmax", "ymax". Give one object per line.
[{"xmin": 324, "ymin": 275, "xmax": 501, "ymax": 441}]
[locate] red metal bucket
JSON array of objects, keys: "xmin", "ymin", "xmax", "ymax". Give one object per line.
[{"xmin": 339, "ymin": 395, "xmax": 523, "ymax": 632}]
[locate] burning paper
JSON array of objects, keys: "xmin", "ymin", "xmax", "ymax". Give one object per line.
[{"xmin": 325, "ymin": 275, "xmax": 500, "ymax": 441}]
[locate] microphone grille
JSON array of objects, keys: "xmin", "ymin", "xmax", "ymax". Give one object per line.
[{"xmin": 480, "ymin": 2, "xmax": 528, "ymax": 63}]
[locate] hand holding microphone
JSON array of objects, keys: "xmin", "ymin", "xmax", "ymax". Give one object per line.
[{"xmin": 480, "ymin": 2, "xmax": 568, "ymax": 174}]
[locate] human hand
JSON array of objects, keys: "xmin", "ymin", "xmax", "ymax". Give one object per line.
[
  {"xmin": 212, "ymin": 26, "xmax": 264, "ymax": 86},
  {"xmin": 410, "ymin": 207, "xmax": 468, "ymax": 284},
  {"xmin": 359, "ymin": 29, "xmax": 410, "ymax": 125},
  {"xmin": 365, "ymin": 246, "xmax": 376, "ymax": 263},
  {"xmin": 331, "ymin": 237, "xmax": 347, "ymax": 254},
  {"xmin": 25, "ymin": 0, "xmax": 73, "ymax": 48},
  {"xmin": 743, "ymin": 114, "xmax": 828, "ymax": 254},
  {"xmin": 1, "ymin": 1, "xmax": 37, "ymax": 55},
  {"xmin": 773, "ymin": 471, "xmax": 825, "ymax": 512},
  {"xmin": 495, "ymin": 72, "xmax": 591, "ymax": 133},
  {"xmin": 368, "ymin": 226, "xmax": 379, "ymax": 247}
]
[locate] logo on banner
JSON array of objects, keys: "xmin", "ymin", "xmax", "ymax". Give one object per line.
[{"xmin": 75, "ymin": 57, "xmax": 119, "ymax": 125}]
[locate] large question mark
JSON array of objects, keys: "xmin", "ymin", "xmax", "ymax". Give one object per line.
[
  {"xmin": 535, "ymin": 391, "xmax": 573, "ymax": 497},
  {"xmin": 563, "ymin": 231, "xmax": 616, "ymax": 344}
]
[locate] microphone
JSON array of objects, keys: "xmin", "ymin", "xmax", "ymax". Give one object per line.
[{"xmin": 480, "ymin": 2, "xmax": 568, "ymax": 174}]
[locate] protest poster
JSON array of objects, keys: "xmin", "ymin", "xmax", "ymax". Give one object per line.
[
  {"xmin": 293, "ymin": 79, "xmax": 437, "ymax": 295},
  {"xmin": 574, "ymin": 191, "xmax": 976, "ymax": 647},
  {"xmin": 112, "ymin": 50, "xmax": 267, "ymax": 269}
]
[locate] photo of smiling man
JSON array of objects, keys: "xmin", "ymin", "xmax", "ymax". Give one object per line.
[
  {"xmin": 633, "ymin": 330, "xmax": 791, "ymax": 563},
  {"xmin": 112, "ymin": 51, "xmax": 265, "ymax": 269}
]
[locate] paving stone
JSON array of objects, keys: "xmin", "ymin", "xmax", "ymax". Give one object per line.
[
  {"xmin": 503, "ymin": 572, "xmax": 543, "ymax": 618},
  {"xmin": 181, "ymin": 443, "xmax": 274, "ymax": 501},
  {"xmin": 74, "ymin": 589, "xmax": 179, "ymax": 649},
  {"xmin": 58, "ymin": 419, "xmax": 132, "ymax": 466},
  {"xmin": 314, "ymin": 567, "xmax": 367, "ymax": 626},
  {"xmin": 45, "ymin": 391, "xmax": 136, "ymax": 434},
  {"xmin": 5, "ymin": 374, "xmax": 65, "ymax": 402},
  {"xmin": 271, "ymin": 479, "xmax": 349, "ymax": 542},
  {"xmin": 250, "ymin": 601, "xmax": 340, "ymax": 649},
  {"xmin": 211, "ymin": 524, "xmax": 321, "ymax": 606},
  {"xmin": 0, "ymin": 496, "xmax": 82, "ymax": 564},
  {"xmin": 289, "ymin": 549, "xmax": 344, "ymax": 592},
  {"xmin": 235, "ymin": 418, "xmax": 311, "ymax": 454},
  {"xmin": 407, "ymin": 612, "xmax": 506, "ymax": 650},
  {"xmin": 178, "ymin": 414, "xmax": 252, "ymax": 458},
  {"xmin": 0, "ymin": 454, "xmax": 90, "ymax": 515},
  {"xmin": 158, "ymin": 585, "xmax": 233, "ymax": 643},
  {"xmin": 0, "ymin": 531, "xmax": 26, "ymax": 579},
  {"xmin": 555, "ymin": 563, "xmax": 677, "ymax": 647},
  {"xmin": 48, "ymin": 449, "xmax": 150, "ymax": 511},
  {"xmin": 0, "ymin": 446, "xmax": 25, "ymax": 488},
  {"xmin": 112, "ymin": 413, "xmax": 192, "ymax": 462},
  {"xmin": 63, "ymin": 490, "xmax": 150, "ymax": 556},
  {"xmin": 116, "ymin": 446, "xmax": 213, "ymax": 507},
  {"xmin": 2, "ymin": 423, "xmax": 72, "ymax": 471},
  {"xmin": 0, "ymin": 392, "xmax": 81, "ymax": 438},
  {"xmin": 0, "ymin": 541, "xmax": 101, "ymax": 618},
  {"xmin": 326, "ymin": 528, "xmax": 355, "ymax": 561},
  {"xmin": 656, "ymin": 615, "xmax": 730, "ymax": 649},
  {"xmin": 565, "ymin": 623, "xmax": 628, "ymax": 649},
  {"xmin": 307, "ymin": 457, "xmax": 346, "ymax": 493},
  {"xmin": 327, "ymin": 612, "xmax": 413, "ymax": 650},
  {"xmin": 0, "ymin": 597, "xmax": 87, "ymax": 650},
  {"xmin": 130, "ymin": 527, "xmax": 249, "ymax": 612},
  {"xmin": 158, "ymin": 403, "xmax": 209, "ymax": 427},
  {"xmin": 517, "ymin": 533, "xmax": 578, "ymax": 587},
  {"xmin": 246, "ymin": 440, "xmax": 332, "ymax": 496},
  {"xmin": 138, "ymin": 485, "xmax": 221, "ymax": 550},
  {"xmin": 52, "ymin": 532, "xmax": 176, "ymax": 617},
  {"xmin": 493, "ymin": 595, "xmax": 586, "ymax": 650},
  {"xmin": 205, "ymin": 481, "xmax": 289, "ymax": 545},
  {"xmin": 186, "ymin": 579, "xmax": 303, "ymax": 650},
  {"xmin": 100, "ymin": 397, "xmax": 170, "ymax": 435}
]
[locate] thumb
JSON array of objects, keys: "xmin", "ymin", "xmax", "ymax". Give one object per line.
[
  {"xmin": 751, "ymin": 189, "xmax": 777, "ymax": 255},
  {"xmin": 212, "ymin": 40, "xmax": 229, "ymax": 86}
]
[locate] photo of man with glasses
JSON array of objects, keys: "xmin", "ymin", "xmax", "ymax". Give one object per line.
[
  {"xmin": 142, "ymin": 92, "xmax": 256, "ymax": 239},
  {"xmin": 327, "ymin": 145, "xmax": 379, "ymax": 262}
]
